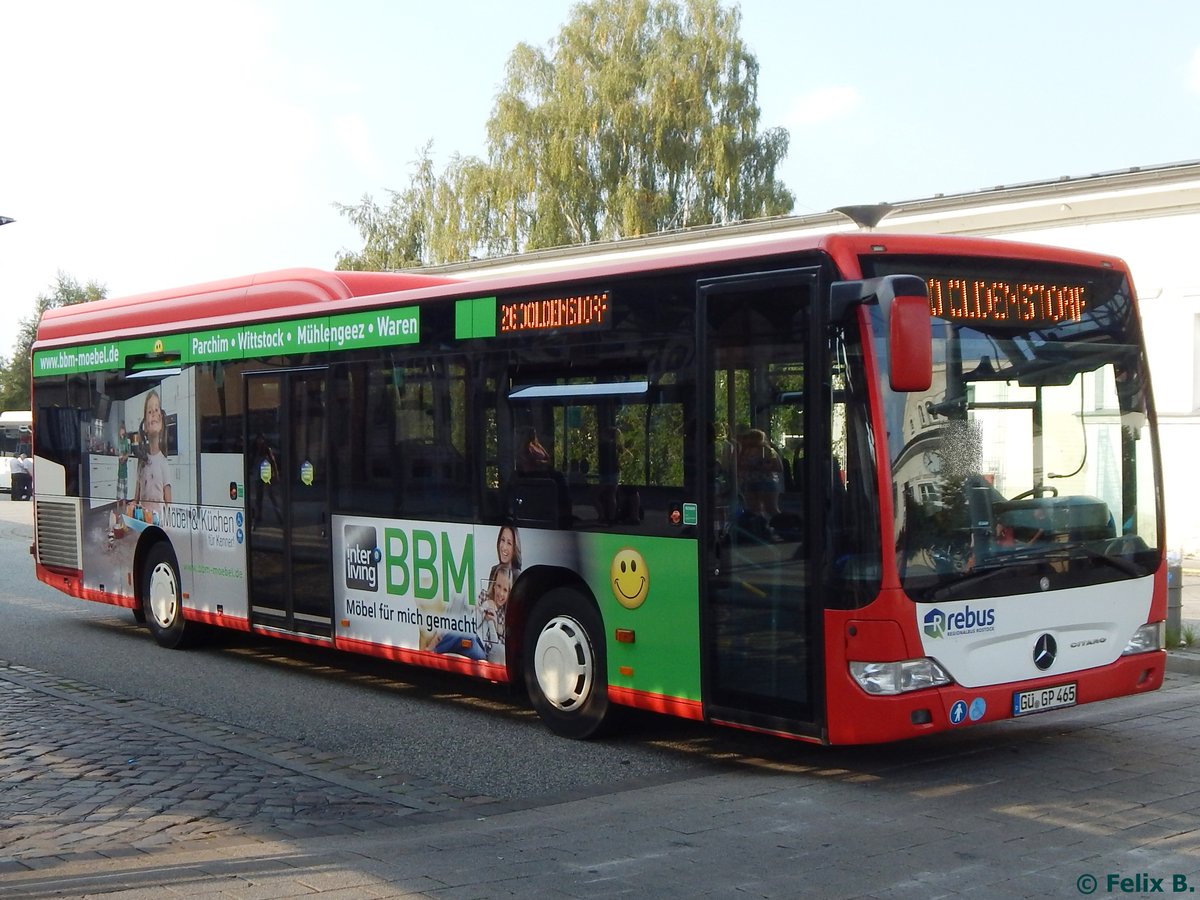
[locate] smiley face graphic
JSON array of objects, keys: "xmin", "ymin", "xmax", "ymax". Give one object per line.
[{"xmin": 610, "ymin": 548, "xmax": 649, "ymax": 609}]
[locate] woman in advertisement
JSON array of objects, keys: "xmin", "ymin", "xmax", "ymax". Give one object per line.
[{"xmin": 132, "ymin": 390, "xmax": 172, "ymax": 523}]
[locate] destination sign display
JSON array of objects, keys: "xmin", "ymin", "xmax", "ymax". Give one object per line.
[
  {"xmin": 498, "ymin": 291, "xmax": 611, "ymax": 334},
  {"xmin": 924, "ymin": 276, "xmax": 1087, "ymax": 326},
  {"xmin": 861, "ymin": 256, "xmax": 1107, "ymax": 328}
]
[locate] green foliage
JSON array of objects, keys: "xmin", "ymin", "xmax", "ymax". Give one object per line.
[
  {"xmin": 0, "ymin": 272, "xmax": 105, "ymax": 410},
  {"xmin": 335, "ymin": 145, "xmax": 498, "ymax": 270},
  {"xmin": 337, "ymin": 0, "xmax": 793, "ymax": 268}
]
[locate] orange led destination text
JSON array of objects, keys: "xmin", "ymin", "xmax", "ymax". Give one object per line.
[
  {"xmin": 926, "ymin": 278, "xmax": 1087, "ymax": 325},
  {"xmin": 499, "ymin": 292, "xmax": 610, "ymax": 333}
]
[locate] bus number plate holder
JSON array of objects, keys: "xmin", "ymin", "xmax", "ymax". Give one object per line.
[{"xmin": 1012, "ymin": 682, "xmax": 1077, "ymax": 717}]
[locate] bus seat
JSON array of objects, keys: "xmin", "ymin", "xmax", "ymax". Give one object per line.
[
  {"xmin": 507, "ymin": 474, "xmax": 572, "ymax": 528},
  {"xmin": 993, "ymin": 495, "xmax": 1115, "ymax": 543}
]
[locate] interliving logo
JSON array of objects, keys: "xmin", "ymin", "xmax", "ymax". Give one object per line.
[
  {"xmin": 923, "ymin": 605, "xmax": 996, "ymax": 639},
  {"xmin": 344, "ymin": 524, "xmax": 381, "ymax": 591}
]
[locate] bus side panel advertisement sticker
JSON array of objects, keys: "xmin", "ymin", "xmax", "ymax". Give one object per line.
[
  {"xmin": 333, "ymin": 517, "xmax": 579, "ymax": 668},
  {"xmin": 72, "ymin": 369, "xmax": 250, "ymax": 619},
  {"xmin": 332, "ymin": 518, "xmax": 702, "ymax": 701}
]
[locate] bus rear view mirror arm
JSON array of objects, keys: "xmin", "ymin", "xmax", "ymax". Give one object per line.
[{"xmin": 830, "ymin": 274, "xmax": 932, "ymax": 392}]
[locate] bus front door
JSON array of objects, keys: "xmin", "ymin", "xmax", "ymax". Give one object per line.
[
  {"xmin": 701, "ymin": 270, "xmax": 823, "ymax": 738},
  {"xmin": 246, "ymin": 369, "xmax": 334, "ymax": 638}
]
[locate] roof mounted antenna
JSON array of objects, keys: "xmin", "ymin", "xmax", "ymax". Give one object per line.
[{"xmin": 832, "ymin": 203, "xmax": 895, "ymax": 230}]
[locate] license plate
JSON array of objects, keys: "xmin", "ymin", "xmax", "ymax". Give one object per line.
[{"xmin": 1012, "ymin": 682, "xmax": 1077, "ymax": 717}]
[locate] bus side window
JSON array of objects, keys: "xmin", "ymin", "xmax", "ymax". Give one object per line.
[{"xmin": 507, "ymin": 425, "xmax": 571, "ymax": 528}]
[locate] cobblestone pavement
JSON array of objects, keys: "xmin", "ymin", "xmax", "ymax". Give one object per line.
[
  {"xmin": 6, "ymin": 652, "xmax": 1200, "ymax": 899},
  {"xmin": 4, "ymin": 542, "xmax": 1200, "ymax": 898},
  {"xmin": 0, "ymin": 660, "xmax": 499, "ymax": 897}
]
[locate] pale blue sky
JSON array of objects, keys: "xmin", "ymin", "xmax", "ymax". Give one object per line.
[{"xmin": 3, "ymin": 0, "xmax": 1199, "ymax": 354}]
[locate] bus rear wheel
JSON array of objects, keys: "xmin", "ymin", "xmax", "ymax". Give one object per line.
[
  {"xmin": 523, "ymin": 588, "xmax": 610, "ymax": 739},
  {"xmin": 141, "ymin": 542, "xmax": 192, "ymax": 649}
]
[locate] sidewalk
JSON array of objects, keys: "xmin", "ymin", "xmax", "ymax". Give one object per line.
[
  {"xmin": 1165, "ymin": 556, "xmax": 1200, "ymax": 674},
  {"xmin": 1173, "ymin": 556, "xmax": 1200, "ymax": 629},
  {"xmin": 6, "ymin": 658, "xmax": 1200, "ymax": 898}
]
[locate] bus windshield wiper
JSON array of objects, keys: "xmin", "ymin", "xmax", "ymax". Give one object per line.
[
  {"xmin": 929, "ymin": 541, "xmax": 1143, "ymax": 600},
  {"xmin": 1054, "ymin": 540, "xmax": 1145, "ymax": 577},
  {"xmin": 929, "ymin": 554, "xmax": 1041, "ymax": 600}
]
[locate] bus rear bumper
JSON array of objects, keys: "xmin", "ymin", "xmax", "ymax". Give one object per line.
[{"xmin": 35, "ymin": 562, "xmax": 140, "ymax": 612}]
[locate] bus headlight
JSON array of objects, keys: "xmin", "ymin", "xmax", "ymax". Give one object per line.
[
  {"xmin": 849, "ymin": 658, "xmax": 953, "ymax": 695},
  {"xmin": 1121, "ymin": 622, "xmax": 1165, "ymax": 655}
]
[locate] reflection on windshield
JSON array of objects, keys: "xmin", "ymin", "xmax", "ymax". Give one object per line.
[{"xmin": 871, "ymin": 263, "xmax": 1161, "ymax": 602}]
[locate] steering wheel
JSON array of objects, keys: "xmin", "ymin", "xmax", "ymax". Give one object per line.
[
  {"xmin": 1010, "ymin": 486, "xmax": 1059, "ymax": 501},
  {"xmin": 1105, "ymin": 534, "xmax": 1147, "ymax": 557}
]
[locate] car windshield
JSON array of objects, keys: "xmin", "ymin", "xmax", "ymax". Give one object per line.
[{"xmin": 864, "ymin": 254, "xmax": 1162, "ymax": 602}]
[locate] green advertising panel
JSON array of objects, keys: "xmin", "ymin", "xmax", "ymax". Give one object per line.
[
  {"xmin": 34, "ymin": 306, "xmax": 421, "ymax": 375},
  {"xmin": 454, "ymin": 296, "xmax": 497, "ymax": 340},
  {"xmin": 580, "ymin": 532, "xmax": 702, "ymax": 702},
  {"xmin": 32, "ymin": 342, "xmax": 122, "ymax": 377}
]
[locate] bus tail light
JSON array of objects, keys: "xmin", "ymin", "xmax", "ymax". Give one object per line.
[
  {"xmin": 850, "ymin": 658, "xmax": 952, "ymax": 695},
  {"xmin": 1122, "ymin": 622, "xmax": 1165, "ymax": 655}
]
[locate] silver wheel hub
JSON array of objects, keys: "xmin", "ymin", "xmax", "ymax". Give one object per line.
[
  {"xmin": 149, "ymin": 562, "xmax": 178, "ymax": 628},
  {"xmin": 532, "ymin": 615, "xmax": 594, "ymax": 711}
]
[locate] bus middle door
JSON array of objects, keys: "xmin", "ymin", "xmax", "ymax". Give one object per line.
[
  {"xmin": 700, "ymin": 269, "xmax": 824, "ymax": 739},
  {"xmin": 246, "ymin": 368, "xmax": 334, "ymax": 638}
]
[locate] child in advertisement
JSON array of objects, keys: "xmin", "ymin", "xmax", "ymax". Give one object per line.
[
  {"xmin": 475, "ymin": 563, "xmax": 511, "ymax": 662},
  {"xmin": 422, "ymin": 524, "xmax": 521, "ymax": 664}
]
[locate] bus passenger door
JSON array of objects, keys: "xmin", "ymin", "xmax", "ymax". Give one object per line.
[
  {"xmin": 700, "ymin": 270, "xmax": 823, "ymax": 737},
  {"xmin": 246, "ymin": 369, "xmax": 334, "ymax": 638}
]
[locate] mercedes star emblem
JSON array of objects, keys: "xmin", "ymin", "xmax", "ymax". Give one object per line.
[{"xmin": 1033, "ymin": 633, "xmax": 1057, "ymax": 670}]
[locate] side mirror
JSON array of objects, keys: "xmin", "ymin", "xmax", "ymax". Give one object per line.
[
  {"xmin": 829, "ymin": 273, "xmax": 932, "ymax": 392},
  {"xmin": 888, "ymin": 291, "xmax": 932, "ymax": 392}
]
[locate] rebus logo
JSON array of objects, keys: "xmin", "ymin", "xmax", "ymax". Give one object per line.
[
  {"xmin": 923, "ymin": 605, "xmax": 996, "ymax": 639},
  {"xmin": 923, "ymin": 608, "xmax": 947, "ymax": 639},
  {"xmin": 344, "ymin": 524, "xmax": 381, "ymax": 591}
]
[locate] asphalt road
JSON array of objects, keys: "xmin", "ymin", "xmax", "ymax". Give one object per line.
[
  {"xmin": 6, "ymin": 495, "xmax": 1194, "ymax": 809},
  {"xmin": 9, "ymin": 499, "xmax": 956, "ymax": 804}
]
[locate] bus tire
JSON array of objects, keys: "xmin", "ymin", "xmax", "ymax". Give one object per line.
[
  {"xmin": 141, "ymin": 542, "xmax": 191, "ymax": 649},
  {"xmin": 523, "ymin": 587, "xmax": 610, "ymax": 739}
]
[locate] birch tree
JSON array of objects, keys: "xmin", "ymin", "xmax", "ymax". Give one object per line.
[
  {"xmin": 1, "ymin": 273, "xmax": 105, "ymax": 410},
  {"xmin": 338, "ymin": 0, "xmax": 792, "ymax": 268}
]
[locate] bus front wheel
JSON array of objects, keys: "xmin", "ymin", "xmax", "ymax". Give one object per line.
[
  {"xmin": 523, "ymin": 588, "xmax": 610, "ymax": 739},
  {"xmin": 141, "ymin": 542, "xmax": 191, "ymax": 649}
]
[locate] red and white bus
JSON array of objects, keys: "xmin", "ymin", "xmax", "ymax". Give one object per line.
[{"xmin": 30, "ymin": 231, "xmax": 1166, "ymax": 744}]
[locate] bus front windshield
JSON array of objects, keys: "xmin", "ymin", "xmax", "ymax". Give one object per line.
[{"xmin": 866, "ymin": 255, "xmax": 1162, "ymax": 602}]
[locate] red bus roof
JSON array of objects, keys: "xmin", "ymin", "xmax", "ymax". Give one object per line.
[
  {"xmin": 34, "ymin": 233, "xmax": 1130, "ymax": 347},
  {"xmin": 36, "ymin": 268, "xmax": 459, "ymax": 345}
]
